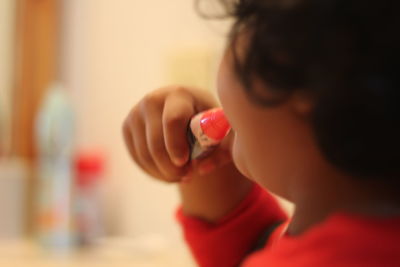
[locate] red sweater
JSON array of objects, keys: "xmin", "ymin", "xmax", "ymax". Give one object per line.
[{"xmin": 177, "ymin": 184, "xmax": 400, "ymax": 267}]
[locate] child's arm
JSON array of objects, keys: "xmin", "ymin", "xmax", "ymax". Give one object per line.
[
  {"xmin": 123, "ymin": 86, "xmax": 253, "ymax": 222},
  {"xmin": 123, "ymin": 86, "xmax": 286, "ymax": 266},
  {"xmin": 177, "ymin": 183, "xmax": 287, "ymax": 267},
  {"xmin": 179, "ymin": 162, "xmax": 253, "ymax": 222}
]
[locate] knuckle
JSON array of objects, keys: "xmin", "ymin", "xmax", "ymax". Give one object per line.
[
  {"xmin": 141, "ymin": 92, "xmax": 162, "ymax": 109},
  {"xmin": 173, "ymin": 86, "xmax": 189, "ymax": 95},
  {"xmin": 122, "ymin": 119, "xmax": 130, "ymax": 134},
  {"xmin": 173, "ymin": 86, "xmax": 194, "ymax": 101},
  {"xmin": 139, "ymin": 96, "xmax": 152, "ymax": 114},
  {"xmin": 123, "ymin": 112, "xmax": 133, "ymax": 131},
  {"xmin": 130, "ymin": 108, "xmax": 141, "ymax": 125},
  {"xmin": 123, "ymin": 107, "xmax": 139, "ymax": 130}
]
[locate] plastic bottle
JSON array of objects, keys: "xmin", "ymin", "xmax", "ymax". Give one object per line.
[
  {"xmin": 35, "ymin": 82, "xmax": 76, "ymax": 250},
  {"xmin": 74, "ymin": 151, "xmax": 104, "ymax": 246}
]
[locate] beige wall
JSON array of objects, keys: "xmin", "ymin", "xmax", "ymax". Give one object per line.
[{"xmin": 61, "ymin": 0, "xmax": 230, "ymax": 243}]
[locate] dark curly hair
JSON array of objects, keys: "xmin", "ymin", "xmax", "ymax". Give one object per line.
[{"xmin": 197, "ymin": 0, "xmax": 400, "ymax": 180}]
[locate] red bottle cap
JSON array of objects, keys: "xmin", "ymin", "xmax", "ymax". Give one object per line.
[
  {"xmin": 200, "ymin": 108, "xmax": 231, "ymax": 141},
  {"xmin": 75, "ymin": 151, "xmax": 105, "ymax": 186}
]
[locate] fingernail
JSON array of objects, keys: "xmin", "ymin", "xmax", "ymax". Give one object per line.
[
  {"xmin": 173, "ymin": 155, "xmax": 188, "ymax": 167},
  {"xmin": 199, "ymin": 162, "xmax": 215, "ymax": 175}
]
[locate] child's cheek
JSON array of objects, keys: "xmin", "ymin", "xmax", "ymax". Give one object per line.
[{"xmin": 231, "ymin": 134, "xmax": 251, "ymax": 179}]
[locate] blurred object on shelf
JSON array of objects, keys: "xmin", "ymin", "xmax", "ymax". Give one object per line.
[
  {"xmin": 7, "ymin": 0, "xmax": 60, "ymax": 236},
  {"xmin": 35, "ymin": 83, "xmax": 76, "ymax": 251},
  {"xmin": 74, "ymin": 150, "xmax": 105, "ymax": 246},
  {"xmin": 0, "ymin": 158, "xmax": 29, "ymax": 239}
]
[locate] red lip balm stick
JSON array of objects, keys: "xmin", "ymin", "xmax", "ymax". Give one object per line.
[{"xmin": 188, "ymin": 108, "xmax": 231, "ymax": 160}]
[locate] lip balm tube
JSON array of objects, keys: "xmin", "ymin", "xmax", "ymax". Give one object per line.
[{"xmin": 188, "ymin": 108, "xmax": 231, "ymax": 160}]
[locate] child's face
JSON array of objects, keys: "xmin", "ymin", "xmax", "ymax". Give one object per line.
[{"xmin": 216, "ymin": 42, "xmax": 322, "ymax": 199}]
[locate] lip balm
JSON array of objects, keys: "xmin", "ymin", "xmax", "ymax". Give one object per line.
[{"xmin": 188, "ymin": 108, "xmax": 231, "ymax": 160}]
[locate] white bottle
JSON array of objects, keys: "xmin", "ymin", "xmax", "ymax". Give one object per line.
[
  {"xmin": 74, "ymin": 151, "xmax": 105, "ymax": 246},
  {"xmin": 35, "ymin": 82, "xmax": 76, "ymax": 250}
]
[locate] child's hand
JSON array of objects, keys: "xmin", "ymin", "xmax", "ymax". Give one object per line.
[{"xmin": 123, "ymin": 86, "xmax": 232, "ymax": 183}]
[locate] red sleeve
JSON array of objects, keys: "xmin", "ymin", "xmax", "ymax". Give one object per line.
[{"xmin": 176, "ymin": 183, "xmax": 287, "ymax": 267}]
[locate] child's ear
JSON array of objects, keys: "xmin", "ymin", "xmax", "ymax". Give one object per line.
[{"xmin": 289, "ymin": 91, "xmax": 314, "ymax": 117}]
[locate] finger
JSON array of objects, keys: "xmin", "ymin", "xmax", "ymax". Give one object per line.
[
  {"xmin": 123, "ymin": 119, "xmax": 140, "ymax": 164},
  {"xmin": 123, "ymin": 126, "xmax": 159, "ymax": 177},
  {"xmin": 142, "ymin": 104, "xmax": 188, "ymax": 182},
  {"xmin": 128, "ymin": 111, "xmax": 163, "ymax": 179},
  {"xmin": 189, "ymin": 87, "xmax": 220, "ymax": 111},
  {"xmin": 162, "ymin": 90, "xmax": 195, "ymax": 167}
]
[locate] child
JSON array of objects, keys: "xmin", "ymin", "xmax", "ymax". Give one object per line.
[{"xmin": 123, "ymin": 0, "xmax": 400, "ymax": 266}]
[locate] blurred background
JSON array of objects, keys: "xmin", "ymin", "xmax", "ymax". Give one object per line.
[{"xmin": 0, "ymin": 0, "xmax": 231, "ymax": 266}]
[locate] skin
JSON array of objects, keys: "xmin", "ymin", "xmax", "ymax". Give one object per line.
[
  {"xmin": 216, "ymin": 44, "xmax": 400, "ymax": 234},
  {"xmin": 123, "ymin": 86, "xmax": 253, "ymax": 222},
  {"xmin": 123, "ymin": 38, "xmax": 400, "ymax": 235}
]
